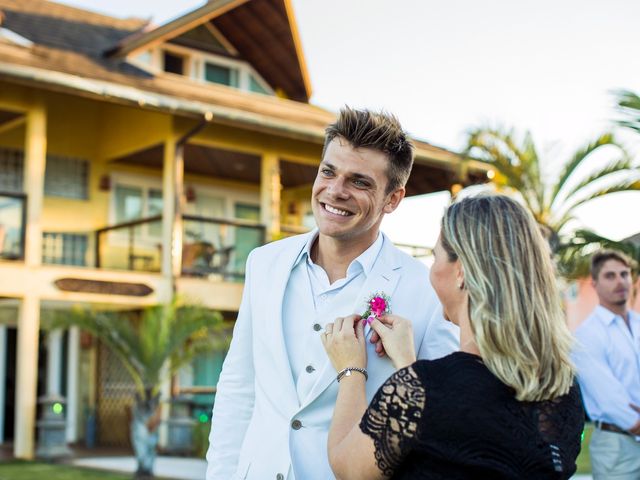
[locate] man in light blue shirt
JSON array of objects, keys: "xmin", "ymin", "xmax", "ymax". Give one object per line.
[
  {"xmin": 206, "ymin": 108, "xmax": 458, "ymax": 480},
  {"xmin": 573, "ymin": 249, "xmax": 640, "ymax": 479}
]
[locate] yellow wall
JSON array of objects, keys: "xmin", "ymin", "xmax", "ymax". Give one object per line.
[{"xmin": 0, "ymin": 82, "xmax": 320, "ymax": 287}]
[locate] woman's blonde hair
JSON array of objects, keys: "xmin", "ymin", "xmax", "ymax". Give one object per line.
[{"xmin": 441, "ymin": 193, "xmax": 574, "ymax": 401}]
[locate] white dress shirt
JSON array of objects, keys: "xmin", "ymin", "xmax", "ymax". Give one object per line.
[
  {"xmin": 282, "ymin": 231, "xmax": 383, "ymax": 392},
  {"xmin": 573, "ymin": 305, "xmax": 640, "ymax": 430}
]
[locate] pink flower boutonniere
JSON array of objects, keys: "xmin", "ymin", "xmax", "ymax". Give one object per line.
[{"xmin": 362, "ymin": 292, "xmax": 391, "ymax": 325}]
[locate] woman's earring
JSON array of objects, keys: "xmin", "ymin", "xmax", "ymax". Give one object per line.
[{"xmin": 457, "ymin": 281, "xmax": 464, "ymax": 290}]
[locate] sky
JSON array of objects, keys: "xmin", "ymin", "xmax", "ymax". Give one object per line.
[{"xmin": 61, "ymin": 0, "xmax": 640, "ymax": 246}]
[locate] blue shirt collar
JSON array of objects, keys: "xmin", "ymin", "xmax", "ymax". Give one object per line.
[
  {"xmin": 595, "ymin": 304, "xmax": 629, "ymax": 326},
  {"xmin": 293, "ymin": 230, "xmax": 384, "ymax": 277}
]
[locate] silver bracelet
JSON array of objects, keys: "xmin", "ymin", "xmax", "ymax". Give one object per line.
[{"xmin": 336, "ymin": 367, "xmax": 368, "ymax": 382}]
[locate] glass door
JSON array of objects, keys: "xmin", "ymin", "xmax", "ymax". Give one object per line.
[{"xmin": 233, "ymin": 204, "xmax": 261, "ymax": 276}]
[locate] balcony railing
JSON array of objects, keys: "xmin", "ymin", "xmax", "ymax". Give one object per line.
[
  {"xmin": 182, "ymin": 215, "xmax": 265, "ymax": 280},
  {"xmin": 95, "ymin": 215, "xmax": 266, "ymax": 280},
  {"xmin": 0, "ymin": 191, "xmax": 26, "ymax": 261},
  {"xmin": 394, "ymin": 243, "xmax": 433, "ymax": 259},
  {"xmin": 95, "ymin": 215, "xmax": 163, "ymax": 272}
]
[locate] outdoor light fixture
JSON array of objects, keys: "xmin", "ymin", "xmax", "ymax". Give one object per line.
[
  {"xmin": 98, "ymin": 174, "xmax": 111, "ymax": 191},
  {"xmin": 185, "ymin": 185, "xmax": 196, "ymax": 203}
]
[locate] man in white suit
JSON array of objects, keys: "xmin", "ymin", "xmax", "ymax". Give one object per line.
[{"xmin": 206, "ymin": 108, "xmax": 458, "ymax": 480}]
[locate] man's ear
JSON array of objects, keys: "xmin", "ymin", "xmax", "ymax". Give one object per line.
[{"xmin": 383, "ymin": 187, "xmax": 405, "ymax": 214}]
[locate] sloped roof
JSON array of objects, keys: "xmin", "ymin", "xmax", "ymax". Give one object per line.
[
  {"xmin": 106, "ymin": 0, "xmax": 311, "ymax": 102},
  {"xmin": 0, "ymin": 0, "xmax": 482, "ymax": 181},
  {"xmin": 0, "ymin": 0, "xmax": 148, "ymax": 56},
  {"xmin": 0, "ymin": 0, "xmax": 310, "ymax": 101}
]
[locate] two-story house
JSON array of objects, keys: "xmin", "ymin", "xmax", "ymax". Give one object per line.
[{"xmin": 0, "ymin": 0, "xmax": 487, "ymax": 458}]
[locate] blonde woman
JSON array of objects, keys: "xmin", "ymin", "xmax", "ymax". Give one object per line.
[{"xmin": 322, "ymin": 194, "xmax": 584, "ymax": 479}]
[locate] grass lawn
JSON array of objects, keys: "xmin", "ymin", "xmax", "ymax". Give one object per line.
[
  {"xmin": 0, "ymin": 461, "xmax": 133, "ymax": 480},
  {"xmin": 576, "ymin": 422, "xmax": 593, "ymax": 474}
]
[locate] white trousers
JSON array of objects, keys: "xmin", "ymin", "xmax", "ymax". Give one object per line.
[{"xmin": 590, "ymin": 428, "xmax": 640, "ymax": 479}]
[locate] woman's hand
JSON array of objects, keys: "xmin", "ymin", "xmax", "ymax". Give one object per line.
[
  {"xmin": 369, "ymin": 314, "xmax": 416, "ymax": 370},
  {"xmin": 321, "ymin": 314, "xmax": 367, "ymax": 372}
]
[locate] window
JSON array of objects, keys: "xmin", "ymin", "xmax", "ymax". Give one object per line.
[
  {"xmin": 44, "ymin": 155, "xmax": 89, "ymax": 200},
  {"xmin": 113, "ymin": 184, "xmax": 163, "ymax": 239},
  {"xmin": 154, "ymin": 44, "xmax": 273, "ymax": 95},
  {"xmin": 147, "ymin": 189, "xmax": 163, "ymax": 237},
  {"xmin": 114, "ymin": 185, "xmax": 143, "ymax": 223},
  {"xmin": 0, "ymin": 147, "xmax": 24, "ymax": 193},
  {"xmin": 204, "ymin": 62, "xmax": 237, "ymax": 87},
  {"xmin": 0, "ymin": 193, "xmax": 25, "ymax": 259},
  {"xmin": 233, "ymin": 203, "xmax": 261, "ymax": 276},
  {"xmin": 131, "ymin": 50, "xmax": 153, "ymax": 67},
  {"xmin": 249, "ymin": 75, "xmax": 269, "ymax": 95},
  {"xmin": 163, "ymin": 51, "xmax": 186, "ymax": 75},
  {"xmin": 42, "ymin": 232, "xmax": 88, "ymax": 266}
]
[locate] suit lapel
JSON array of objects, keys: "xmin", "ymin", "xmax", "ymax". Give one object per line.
[
  {"xmin": 266, "ymin": 231, "xmax": 314, "ymax": 411},
  {"xmin": 299, "ymin": 236, "xmax": 402, "ymax": 409}
]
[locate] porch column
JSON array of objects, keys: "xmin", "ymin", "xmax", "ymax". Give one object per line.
[
  {"xmin": 66, "ymin": 327, "xmax": 80, "ymax": 442},
  {"xmin": 46, "ymin": 330, "xmax": 63, "ymax": 396},
  {"xmin": 0, "ymin": 325, "xmax": 6, "ymax": 444},
  {"xmin": 14, "ymin": 295, "xmax": 41, "ymax": 459},
  {"xmin": 260, "ymin": 153, "xmax": 281, "ymax": 241},
  {"xmin": 23, "ymin": 100, "xmax": 46, "ymax": 267},
  {"xmin": 161, "ymin": 133, "xmax": 181, "ymax": 300},
  {"xmin": 14, "ymin": 100, "xmax": 47, "ymax": 459}
]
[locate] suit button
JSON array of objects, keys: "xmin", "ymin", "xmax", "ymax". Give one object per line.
[
  {"xmin": 313, "ymin": 323, "xmax": 321, "ymax": 331},
  {"xmin": 306, "ymin": 365, "xmax": 315, "ymax": 373},
  {"xmin": 276, "ymin": 474, "xmax": 284, "ymax": 480},
  {"xmin": 291, "ymin": 419, "xmax": 302, "ymax": 430}
]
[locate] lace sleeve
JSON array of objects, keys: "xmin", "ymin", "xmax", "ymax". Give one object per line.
[
  {"xmin": 535, "ymin": 383, "xmax": 585, "ymax": 475},
  {"xmin": 359, "ymin": 365, "xmax": 426, "ymax": 477}
]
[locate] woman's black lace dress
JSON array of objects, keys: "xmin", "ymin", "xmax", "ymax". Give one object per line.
[{"xmin": 360, "ymin": 352, "xmax": 584, "ymax": 479}]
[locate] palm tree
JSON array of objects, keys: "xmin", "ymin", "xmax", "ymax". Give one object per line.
[
  {"xmin": 53, "ymin": 299, "xmax": 225, "ymax": 479},
  {"xmin": 464, "ymin": 127, "xmax": 640, "ymax": 250},
  {"xmin": 616, "ymin": 89, "xmax": 640, "ymax": 133},
  {"xmin": 556, "ymin": 229, "xmax": 640, "ymax": 280}
]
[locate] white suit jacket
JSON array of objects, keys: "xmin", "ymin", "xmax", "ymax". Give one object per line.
[{"xmin": 206, "ymin": 231, "xmax": 459, "ymax": 480}]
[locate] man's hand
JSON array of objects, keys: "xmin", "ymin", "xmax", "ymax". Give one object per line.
[{"xmin": 628, "ymin": 404, "xmax": 640, "ymax": 435}]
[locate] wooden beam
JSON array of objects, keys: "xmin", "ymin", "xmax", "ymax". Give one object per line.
[
  {"xmin": 0, "ymin": 115, "xmax": 25, "ymax": 136},
  {"xmin": 204, "ymin": 21, "xmax": 238, "ymax": 56},
  {"xmin": 282, "ymin": 0, "xmax": 312, "ymax": 98}
]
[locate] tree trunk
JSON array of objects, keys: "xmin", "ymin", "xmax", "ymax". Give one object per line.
[{"xmin": 130, "ymin": 391, "xmax": 160, "ymax": 479}]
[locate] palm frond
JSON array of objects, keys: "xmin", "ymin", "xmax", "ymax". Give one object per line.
[
  {"xmin": 549, "ymin": 133, "xmax": 617, "ymax": 208},
  {"xmin": 561, "ymin": 179, "xmax": 640, "ymax": 213},
  {"xmin": 616, "ymin": 89, "xmax": 640, "ymax": 111},
  {"xmin": 557, "ymin": 159, "xmax": 637, "ymax": 209},
  {"xmin": 615, "ymin": 89, "xmax": 640, "ymax": 133},
  {"xmin": 53, "ymin": 299, "xmax": 225, "ymax": 400},
  {"xmin": 557, "ymin": 229, "xmax": 640, "ymax": 279},
  {"xmin": 465, "ymin": 128, "xmax": 542, "ymax": 213}
]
